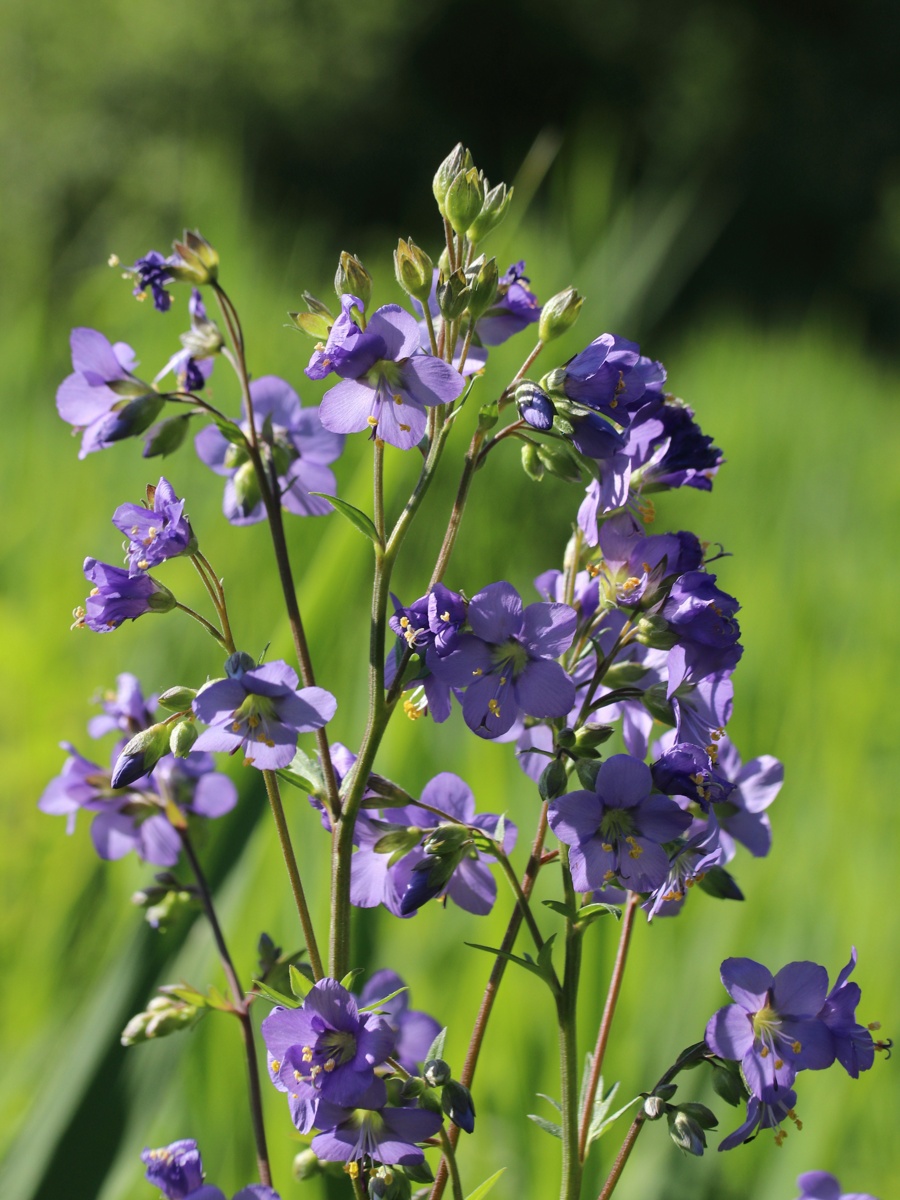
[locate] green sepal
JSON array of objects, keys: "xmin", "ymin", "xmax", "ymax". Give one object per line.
[
  {"xmin": 289, "ymin": 964, "xmax": 313, "ymax": 999},
  {"xmin": 575, "ymin": 759, "xmax": 602, "ymax": 790},
  {"xmin": 536, "ymin": 442, "xmax": 583, "ymax": 484},
  {"xmin": 425, "ymin": 1027, "xmax": 447, "ymax": 1064},
  {"xmin": 278, "ymin": 747, "xmax": 325, "ymax": 794},
  {"xmin": 309, "ymin": 493, "xmax": 380, "ymax": 544},
  {"xmin": 251, "ymin": 979, "xmax": 301, "ymax": 1008},
  {"xmin": 289, "ymin": 311, "xmax": 332, "ymax": 339},
  {"xmin": 710, "ymin": 1061, "xmax": 746, "ymax": 1107},
  {"xmin": 159, "ymin": 982, "xmax": 209, "ymax": 1008},
  {"xmin": 340, "ymin": 968, "xmax": 364, "ymax": 990},
  {"xmin": 144, "ymin": 414, "xmax": 191, "ymax": 457},
  {"xmin": 642, "ymin": 683, "xmax": 676, "ymax": 726},
  {"xmin": 697, "ymin": 866, "xmax": 744, "ymax": 901},
  {"xmin": 212, "ymin": 414, "xmax": 246, "ymax": 446},
  {"xmin": 678, "ymin": 1102, "xmax": 718, "ymax": 1130},
  {"xmin": 157, "ymin": 686, "xmax": 198, "ymax": 711}
]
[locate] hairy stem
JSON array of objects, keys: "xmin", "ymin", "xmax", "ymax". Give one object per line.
[{"xmin": 262, "ymin": 770, "xmax": 324, "ymax": 980}]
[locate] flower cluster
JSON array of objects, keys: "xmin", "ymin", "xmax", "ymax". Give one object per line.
[
  {"xmin": 141, "ymin": 1138, "xmax": 279, "ymax": 1199},
  {"xmin": 706, "ymin": 952, "xmax": 879, "ymax": 1149}
]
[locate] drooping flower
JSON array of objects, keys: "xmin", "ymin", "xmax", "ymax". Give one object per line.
[
  {"xmin": 711, "ymin": 736, "xmax": 782, "ymax": 861},
  {"xmin": 57, "ymin": 328, "xmax": 164, "ymax": 458},
  {"xmin": 817, "ymin": 949, "xmax": 876, "ymax": 1078},
  {"xmin": 385, "ymin": 584, "xmax": 468, "ymax": 722},
  {"xmin": 154, "ymin": 289, "xmax": 222, "ymax": 393},
  {"xmin": 662, "ymin": 571, "xmax": 743, "ymax": 684},
  {"xmin": 717, "ymin": 1087, "xmax": 800, "ymax": 1151},
  {"xmin": 429, "ymin": 582, "xmax": 577, "ymax": 738},
  {"xmin": 474, "ymin": 261, "xmax": 541, "ymax": 346},
  {"xmin": 562, "ymin": 333, "xmax": 665, "ymax": 423},
  {"xmin": 357, "ymin": 969, "xmax": 441, "ymax": 1076},
  {"xmin": 548, "ymin": 754, "xmax": 691, "ymax": 893},
  {"xmin": 195, "ymin": 376, "xmax": 343, "ymax": 525},
  {"xmin": 705, "ymin": 958, "xmax": 835, "ymax": 1099},
  {"xmin": 628, "ymin": 397, "xmax": 723, "ymax": 492},
  {"xmin": 88, "ymin": 672, "xmax": 157, "ymax": 738},
  {"xmin": 307, "ymin": 296, "xmax": 466, "ymax": 450},
  {"xmin": 76, "ymin": 558, "xmax": 175, "ymax": 632},
  {"xmin": 112, "ymin": 478, "xmax": 195, "ymax": 575},
  {"xmin": 192, "ymin": 653, "xmax": 336, "ymax": 770},
  {"xmin": 132, "ymin": 251, "xmax": 176, "ymax": 312}
]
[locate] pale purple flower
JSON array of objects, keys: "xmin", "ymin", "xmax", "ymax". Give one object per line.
[
  {"xmin": 430, "ymin": 582, "xmax": 577, "ymax": 738},
  {"xmin": 357, "ymin": 970, "xmax": 441, "ymax": 1076},
  {"xmin": 154, "ymin": 290, "xmax": 221, "ymax": 393},
  {"xmin": 712, "ymin": 736, "xmax": 782, "ymax": 861},
  {"xmin": 192, "ymin": 655, "xmax": 336, "ymax": 770},
  {"xmin": 794, "ymin": 1170, "xmax": 878, "ymax": 1200},
  {"xmin": 141, "ymin": 1139, "xmax": 204, "ymax": 1198},
  {"xmin": 112, "ymin": 478, "xmax": 194, "ymax": 575},
  {"xmin": 78, "ymin": 558, "xmax": 175, "ymax": 632},
  {"xmin": 88, "ymin": 672, "xmax": 157, "ymax": 738},
  {"xmin": 195, "ymin": 376, "xmax": 343, "ymax": 524},
  {"xmin": 57, "ymin": 328, "xmax": 163, "ymax": 458},
  {"xmin": 718, "ymin": 1087, "xmax": 799, "ymax": 1151},
  {"xmin": 307, "ymin": 296, "xmax": 465, "ymax": 450},
  {"xmin": 310, "ymin": 1094, "xmax": 442, "ymax": 1166}
]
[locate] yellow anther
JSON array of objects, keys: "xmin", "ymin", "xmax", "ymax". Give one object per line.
[
  {"xmin": 623, "ymin": 576, "xmax": 641, "ymax": 593},
  {"xmin": 399, "ymin": 423, "xmax": 410, "ymax": 431},
  {"xmin": 367, "ymin": 416, "xmax": 378, "ymax": 426},
  {"xmin": 345, "ymin": 1162, "xmax": 360, "ymax": 1179},
  {"xmin": 403, "ymin": 699, "xmax": 424, "ymax": 720},
  {"xmin": 324, "ymin": 1058, "xmax": 336, "ymax": 1072},
  {"xmin": 138, "ymin": 559, "xmax": 150, "ymax": 570},
  {"xmin": 868, "ymin": 1021, "xmax": 882, "ymax": 1030},
  {"xmin": 270, "ymin": 1059, "xmax": 281, "ymax": 1073},
  {"xmin": 108, "ymin": 253, "xmax": 120, "ymax": 267},
  {"xmin": 232, "ymin": 720, "xmax": 242, "ymax": 732},
  {"xmin": 400, "ymin": 616, "xmax": 410, "ymax": 628},
  {"xmin": 248, "ymin": 715, "xmax": 260, "ymax": 728},
  {"xmin": 689, "ymin": 773, "xmax": 704, "ymax": 785},
  {"xmin": 603, "ymin": 870, "xmax": 616, "ymax": 882},
  {"xmin": 601, "ymin": 842, "xmax": 613, "ymax": 852},
  {"xmin": 488, "ymin": 699, "xmax": 501, "ymax": 717},
  {"xmin": 774, "ymin": 1129, "xmax": 786, "ymax": 1146},
  {"xmin": 499, "ymin": 675, "xmax": 507, "ymax": 685},
  {"xmin": 774, "ymin": 1058, "xmax": 783, "ymax": 1069},
  {"xmin": 294, "ymin": 1069, "xmax": 303, "ymax": 1082},
  {"xmin": 302, "ymin": 1046, "xmax": 313, "ymax": 1062},
  {"xmin": 472, "ymin": 667, "xmax": 483, "ymax": 676},
  {"xmin": 760, "ymin": 1046, "xmax": 769, "ymax": 1058},
  {"xmin": 791, "ymin": 1040, "xmax": 802, "ymax": 1053},
  {"xmin": 440, "ymin": 611, "xmax": 450, "ymax": 621},
  {"xmin": 393, "ymin": 393, "xmax": 403, "ymax": 405}
]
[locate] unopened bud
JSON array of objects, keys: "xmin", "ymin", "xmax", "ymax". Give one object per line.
[
  {"xmin": 644, "ymin": 1094, "xmax": 667, "ymax": 1120},
  {"xmin": 394, "ymin": 239, "xmax": 434, "ymax": 303},
  {"xmin": 292, "ymin": 1149, "xmax": 321, "ymax": 1181},
  {"xmin": 538, "ymin": 287, "xmax": 584, "ymax": 343},
  {"xmin": 465, "ymin": 256, "xmax": 499, "ymax": 320},
  {"xmin": 424, "ymin": 1058, "xmax": 452, "ymax": 1087},
  {"xmin": 121, "ymin": 995, "xmax": 200, "ymax": 1045},
  {"xmin": 538, "ymin": 759, "xmax": 568, "ymax": 801},
  {"xmin": 515, "ymin": 382, "xmax": 554, "ymax": 431},
  {"xmin": 143, "ymin": 415, "xmax": 191, "ymax": 459},
  {"xmin": 433, "ymin": 144, "xmax": 472, "ymax": 213},
  {"xmin": 111, "ymin": 722, "xmax": 171, "ymax": 788},
  {"xmin": 231, "ymin": 460, "xmax": 262, "ymax": 519},
  {"xmin": 634, "ymin": 614, "xmax": 678, "ymax": 648},
  {"xmin": 171, "ymin": 231, "xmax": 219, "ymax": 285},
  {"xmin": 521, "ymin": 441, "xmax": 543, "ymax": 481},
  {"xmin": 335, "ymin": 252, "xmax": 372, "ymax": 310},
  {"xmin": 169, "ymin": 718, "xmax": 199, "ymax": 758},
  {"xmin": 668, "ymin": 1109, "xmax": 707, "ymax": 1156},
  {"xmin": 445, "ymin": 168, "xmax": 484, "ymax": 236},
  {"xmin": 436, "ymin": 269, "xmax": 470, "ymax": 321},
  {"xmin": 157, "ymin": 686, "xmax": 198, "ymax": 712},
  {"xmin": 468, "ymin": 181, "xmax": 514, "ymax": 244}
]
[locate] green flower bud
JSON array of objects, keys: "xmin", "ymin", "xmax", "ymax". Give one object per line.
[
  {"xmin": 394, "ymin": 238, "xmax": 434, "ymax": 302},
  {"xmin": 541, "ymin": 366, "xmax": 569, "ymax": 398},
  {"xmin": 433, "ymin": 143, "xmax": 472, "ymax": 213},
  {"xmin": 536, "ymin": 442, "xmax": 583, "ymax": 484},
  {"xmin": 465, "ymin": 256, "xmax": 499, "ymax": 320},
  {"xmin": 335, "ymin": 251, "xmax": 372, "ymax": 310},
  {"xmin": 538, "ymin": 287, "xmax": 584, "ymax": 343},
  {"xmin": 642, "ymin": 683, "xmax": 676, "ymax": 726},
  {"xmin": 157, "ymin": 686, "xmax": 198, "ymax": 712},
  {"xmin": 436, "ymin": 269, "xmax": 471, "ymax": 321},
  {"xmin": 633, "ymin": 614, "xmax": 679, "ymax": 649},
  {"xmin": 169, "ymin": 718, "xmax": 199, "ymax": 758},
  {"xmin": 667, "ymin": 1109, "xmax": 707, "ymax": 1156},
  {"xmin": 643, "ymin": 1094, "xmax": 668, "ymax": 1120},
  {"xmin": 445, "ymin": 168, "xmax": 484, "ymax": 236},
  {"xmin": 423, "ymin": 1058, "xmax": 452, "ymax": 1087},
  {"xmin": 538, "ymin": 758, "xmax": 568, "ymax": 801},
  {"xmin": 289, "ymin": 310, "xmax": 332, "ymax": 339},
  {"xmin": 145, "ymin": 582, "xmax": 177, "ymax": 614},
  {"xmin": 573, "ymin": 723, "xmax": 614, "ymax": 753},
  {"xmin": 292, "ymin": 1149, "xmax": 321, "ymax": 1181},
  {"xmin": 112, "ymin": 722, "xmax": 172, "ymax": 789},
  {"xmin": 521, "ymin": 441, "xmax": 543, "ymax": 481},
  {"xmin": 423, "ymin": 824, "xmax": 471, "ymax": 858},
  {"xmin": 121, "ymin": 995, "xmax": 200, "ymax": 1046},
  {"xmin": 223, "ymin": 441, "xmax": 250, "ymax": 471},
  {"xmin": 232, "ymin": 459, "xmax": 262, "ymax": 516},
  {"xmin": 477, "ymin": 399, "xmax": 499, "ymax": 432},
  {"xmin": 143, "ymin": 415, "xmax": 191, "ymax": 459},
  {"xmin": 170, "ymin": 231, "xmax": 219, "ymax": 285},
  {"xmin": 468, "ymin": 181, "xmax": 514, "ymax": 244}
]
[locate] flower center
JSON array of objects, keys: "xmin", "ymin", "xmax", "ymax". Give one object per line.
[
  {"xmin": 318, "ymin": 1028, "xmax": 358, "ymax": 1067},
  {"xmin": 232, "ymin": 693, "xmax": 278, "ymax": 737},
  {"xmin": 599, "ymin": 807, "xmax": 636, "ymax": 843},
  {"xmin": 491, "ymin": 638, "xmax": 529, "ymax": 678}
]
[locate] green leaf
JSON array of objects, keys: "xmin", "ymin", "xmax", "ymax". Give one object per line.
[
  {"xmin": 251, "ymin": 979, "xmax": 300, "ymax": 1008},
  {"xmin": 212, "ymin": 414, "xmax": 247, "ymax": 446},
  {"xmin": 526, "ymin": 1113, "xmax": 562, "ymax": 1138},
  {"xmin": 542, "ymin": 898, "xmax": 576, "ymax": 920},
  {"xmin": 340, "ymin": 968, "xmax": 363, "ymax": 990},
  {"xmin": 425, "ymin": 1027, "xmax": 447, "ymax": 1063},
  {"xmin": 465, "ymin": 942, "xmax": 556, "ymax": 990},
  {"xmin": 585, "ymin": 1080, "xmax": 639, "ymax": 1148},
  {"xmin": 578, "ymin": 902, "xmax": 622, "ymax": 923},
  {"xmin": 277, "ymin": 747, "xmax": 324, "ymax": 794},
  {"xmin": 309, "ymin": 493, "xmax": 380, "ymax": 544},
  {"xmin": 359, "ymin": 985, "xmax": 408, "ymax": 1013},
  {"xmin": 464, "ymin": 1168, "xmax": 506, "ymax": 1200},
  {"xmin": 205, "ymin": 985, "xmax": 233, "ymax": 1012},
  {"xmin": 159, "ymin": 982, "xmax": 209, "ymax": 1008},
  {"xmin": 535, "ymin": 1092, "xmax": 561, "ymax": 1112},
  {"xmin": 289, "ymin": 964, "xmax": 313, "ymax": 999}
]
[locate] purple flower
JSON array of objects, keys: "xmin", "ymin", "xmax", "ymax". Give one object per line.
[
  {"xmin": 563, "ymin": 333, "xmax": 665, "ymax": 423},
  {"xmin": 817, "ymin": 949, "xmax": 876, "ymax": 1078},
  {"xmin": 548, "ymin": 755, "xmax": 691, "ymax": 892},
  {"xmin": 357, "ymin": 969, "xmax": 441, "ymax": 1075},
  {"xmin": 662, "ymin": 571, "xmax": 743, "ymax": 682},
  {"xmin": 133, "ymin": 250, "xmax": 176, "ymax": 311},
  {"xmin": 88, "ymin": 672, "xmax": 157, "ymax": 738},
  {"xmin": 351, "ymin": 772, "xmax": 517, "ymax": 918},
  {"xmin": 712, "ymin": 737, "xmax": 782, "ymax": 861},
  {"xmin": 310, "ymin": 1095, "xmax": 443, "ymax": 1166},
  {"xmin": 430, "ymin": 582, "xmax": 577, "ymax": 738},
  {"xmin": 794, "ymin": 1170, "xmax": 878, "ymax": 1200},
  {"xmin": 668, "ymin": 666, "xmax": 734, "ymax": 756},
  {"xmin": 57, "ymin": 328, "xmax": 164, "ymax": 458},
  {"xmin": 154, "ymin": 290, "xmax": 221, "ymax": 393},
  {"xmin": 705, "ymin": 958, "xmax": 835, "ymax": 1099},
  {"xmin": 192, "ymin": 656, "xmax": 336, "ymax": 770},
  {"xmin": 476, "ymin": 261, "xmax": 541, "ymax": 346},
  {"xmin": 77, "ymin": 558, "xmax": 175, "ymax": 632},
  {"xmin": 307, "ymin": 296, "xmax": 465, "ymax": 450},
  {"xmin": 261, "ymin": 979, "xmax": 395, "ymax": 1119},
  {"xmin": 642, "ymin": 821, "xmax": 724, "ymax": 918},
  {"xmin": 650, "ymin": 741, "xmax": 735, "ymax": 810},
  {"xmin": 533, "ymin": 568, "xmax": 600, "ymax": 622},
  {"xmin": 629, "ymin": 397, "xmax": 723, "ymax": 492},
  {"xmin": 112, "ymin": 478, "xmax": 195, "ymax": 575},
  {"xmin": 717, "ymin": 1087, "xmax": 799, "ymax": 1151},
  {"xmin": 195, "ymin": 376, "xmax": 343, "ymax": 525},
  {"xmin": 597, "ymin": 513, "xmax": 704, "ymax": 608},
  {"xmin": 142, "ymin": 1139, "xmax": 205, "ymax": 1198}
]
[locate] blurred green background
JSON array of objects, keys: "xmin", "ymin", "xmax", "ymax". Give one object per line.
[{"xmin": 2, "ymin": 2, "xmax": 899, "ymax": 1198}]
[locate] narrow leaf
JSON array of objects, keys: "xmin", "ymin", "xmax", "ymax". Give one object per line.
[
  {"xmin": 251, "ymin": 979, "xmax": 300, "ymax": 1009},
  {"xmin": 464, "ymin": 1168, "xmax": 506, "ymax": 1200},
  {"xmin": 425, "ymin": 1027, "xmax": 447, "ymax": 1063},
  {"xmin": 526, "ymin": 1113, "xmax": 563, "ymax": 1139},
  {"xmin": 536, "ymin": 1092, "xmax": 562, "ymax": 1112},
  {"xmin": 359, "ymin": 986, "xmax": 408, "ymax": 1013},
  {"xmin": 289, "ymin": 964, "xmax": 313, "ymax": 999},
  {"xmin": 340, "ymin": 968, "xmax": 364, "ymax": 990},
  {"xmin": 309, "ymin": 493, "xmax": 380, "ymax": 544}
]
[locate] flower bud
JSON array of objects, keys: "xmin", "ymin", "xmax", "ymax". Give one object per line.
[
  {"xmin": 121, "ymin": 995, "xmax": 200, "ymax": 1045},
  {"xmin": 541, "ymin": 366, "xmax": 568, "ymax": 397},
  {"xmin": 538, "ymin": 287, "xmax": 584, "ymax": 343},
  {"xmin": 225, "ymin": 650, "xmax": 257, "ymax": 678},
  {"xmin": 143, "ymin": 415, "xmax": 191, "ymax": 459},
  {"xmin": 157, "ymin": 686, "xmax": 198, "ymax": 712},
  {"xmin": 667, "ymin": 1109, "xmax": 707, "ymax": 1156},
  {"xmin": 111, "ymin": 722, "xmax": 172, "ymax": 788},
  {"xmin": 292, "ymin": 1149, "xmax": 321, "ymax": 1181},
  {"xmin": 424, "ymin": 1058, "xmax": 452, "ymax": 1087},
  {"xmin": 521, "ymin": 441, "xmax": 544, "ymax": 481},
  {"xmin": 515, "ymin": 382, "xmax": 555, "ymax": 431},
  {"xmin": 536, "ymin": 442, "xmax": 583, "ymax": 484},
  {"xmin": 400, "ymin": 1075, "xmax": 428, "ymax": 1099},
  {"xmin": 441, "ymin": 1079, "xmax": 476, "ymax": 1134},
  {"xmin": 171, "ymin": 230, "xmax": 219, "ymax": 285},
  {"xmin": 634, "ymin": 614, "xmax": 679, "ymax": 648},
  {"xmin": 335, "ymin": 252, "xmax": 372, "ymax": 310},
  {"xmin": 394, "ymin": 238, "xmax": 434, "ymax": 303},
  {"xmin": 477, "ymin": 399, "xmax": 499, "ymax": 432},
  {"xmin": 433, "ymin": 143, "xmax": 472, "ymax": 213},
  {"xmin": 643, "ymin": 1094, "xmax": 667, "ymax": 1120},
  {"xmin": 465, "ymin": 256, "xmax": 499, "ymax": 320},
  {"xmin": 573, "ymin": 723, "xmax": 614, "ymax": 753},
  {"xmin": 468, "ymin": 181, "xmax": 514, "ymax": 244},
  {"xmin": 231, "ymin": 460, "xmax": 262, "ymax": 519},
  {"xmin": 436, "ymin": 269, "xmax": 471, "ymax": 321},
  {"xmin": 445, "ymin": 168, "xmax": 484, "ymax": 236},
  {"xmin": 169, "ymin": 718, "xmax": 199, "ymax": 758},
  {"xmin": 538, "ymin": 759, "xmax": 568, "ymax": 802},
  {"xmin": 102, "ymin": 393, "xmax": 167, "ymax": 445}
]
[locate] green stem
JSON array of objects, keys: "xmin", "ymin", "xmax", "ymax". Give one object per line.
[
  {"xmin": 429, "ymin": 805, "xmax": 550, "ymax": 1200},
  {"xmin": 263, "ymin": 770, "xmax": 324, "ymax": 980},
  {"xmin": 175, "ymin": 601, "xmax": 228, "ymax": 648},
  {"xmin": 557, "ymin": 852, "xmax": 584, "ymax": 1200},
  {"xmin": 578, "ymin": 892, "xmax": 639, "ymax": 1162},
  {"xmin": 438, "ymin": 1127, "xmax": 464, "ymax": 1200},
  {"xmin": 190, "ymin": 553, "xmax": 236, "ymax": 654},
  {"xmin": 373, "ymin": 438, "xmax": 386, "ymax": 545},
  {"xmin": 178, "ymin": 829, "xmax": 272, "ymax": 1187}
]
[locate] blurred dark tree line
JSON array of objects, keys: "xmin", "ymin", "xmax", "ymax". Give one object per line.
[{"xmin": 4, "ymin": 0, "xmax": 900, "ymax": 344}]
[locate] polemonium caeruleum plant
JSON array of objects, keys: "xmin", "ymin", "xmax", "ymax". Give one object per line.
[{"xmin": 43, "ymin": 145, "xmax": 891, "ymax": 1200}]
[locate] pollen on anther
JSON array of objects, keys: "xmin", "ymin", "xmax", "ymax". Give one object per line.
[
  {"xmin": 367, "ymin": 416, "xmax": 378, "ymax": 427},
  {"xmin": 791, "ymin": 1040, "xmax": 802, "ymax": 1053}
]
